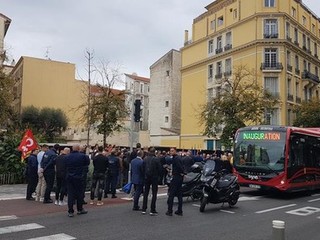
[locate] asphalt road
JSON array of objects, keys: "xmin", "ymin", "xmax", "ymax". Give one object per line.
[{"xmin": 1, "ymin": 187, "xmax": 320, "ymax": 240}]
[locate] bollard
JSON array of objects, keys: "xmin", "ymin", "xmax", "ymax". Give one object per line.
[{"xmin": 272, "ymin": 220, "xmax": 285, "ymax": 240}]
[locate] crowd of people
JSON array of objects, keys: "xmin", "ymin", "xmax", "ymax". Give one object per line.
[{"xmin": 25, "ymin": 142, "xmax": 234, "ymax": 217}]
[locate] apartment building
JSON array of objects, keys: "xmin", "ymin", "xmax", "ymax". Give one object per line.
[
  {"xmin": 149, "ymin": 49, "xmax": 182, "ymax": 147},
  {"xmin": 0, "ymin": 13, "xmax": 11, "ymax": 67},
  {"xmin": 180, "ymin": 0, "xmax": 320, "ymax": 150}
]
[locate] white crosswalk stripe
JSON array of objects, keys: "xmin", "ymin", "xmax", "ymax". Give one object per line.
[
  {"xmin": 0, "ymin": 217, "xmax": 77, "ymax": 239},
  {"xmin": 26, "ymin": 233, "xmax": 76, "ymax": 240},
  {"xmin": 0, "ymin": 215, "xmax": 18, "ymax": 221},
  {"xmin": 0, "ymin": 223, "xmax": 44, "ymax": 234}
]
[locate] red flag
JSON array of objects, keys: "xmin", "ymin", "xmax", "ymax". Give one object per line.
[{"xmin": 18, "ymin": 129, "xmax": 39, "ymax": 160}]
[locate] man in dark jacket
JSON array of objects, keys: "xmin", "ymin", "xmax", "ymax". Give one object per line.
[
  {"xmin": 90, "ymin": 146, "xmax": 109, "ymax": 206},
  {"xmin": 141, "ymin": 147, "xmax": 162, "ymax": 216},
  {"xmin": 131, "ymin": 150, "xmax": 144, "ymax": 211},
  {"xmin": 41, "ymin": 143, "xmax": 59, "ymax": 204},
  {"xmin": 54, "ymin": 147, "xmax": 70, "ymax": 205},
  {"xmin": 65, "ymin": 144, "xmax": 88, "ymax": 217},
  {"xmin": 26, "ymin": 149, "xmax": 39, "ymax": 200},
  {"xmin": 104, "ymin": 149, "xmax": 121, "ymax": 198},
  {"xmin": 166, "ymin": 147, "xmax": 185, "ymax": 216}
]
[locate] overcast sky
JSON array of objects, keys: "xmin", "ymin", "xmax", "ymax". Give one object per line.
[{"xmin": 2, "ymin": 0, "xmax": 320, "ymax": 81}]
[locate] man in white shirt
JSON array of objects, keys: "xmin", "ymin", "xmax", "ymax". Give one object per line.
[{"xmin": 35, "ymin": 144, "xmax": 48, "ymax": 202}]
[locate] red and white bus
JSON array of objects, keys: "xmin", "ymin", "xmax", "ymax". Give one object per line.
[{"xmin": 233, "ymin": 125, "xmax": 320, "ymax": 192}]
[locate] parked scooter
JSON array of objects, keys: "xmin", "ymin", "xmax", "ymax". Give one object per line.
[
  {"xmin": 181, "ymin": 162, "xmax": 203, "ymax": 201},
  {"xmin": 199, "ymin": 159, "xmax": 240, "ymax": 212}
]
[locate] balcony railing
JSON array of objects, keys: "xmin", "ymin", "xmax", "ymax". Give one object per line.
[
  {"xmin": 264, "ymin": 33, "xmax": 278, "ymax": 39},
  {"xmin": 287, "ymin": 94, "xmax": 294, "ymax": 101},
  {"xmin": 224, "ymin": 71, "xmax": 232, "ymax": 77},
  {"xmin": 301, "ymin": 70, "xmax": 320, "ymax": 83},
  {"xmin": 215, "ymin": 73, "xmax": 223, "ymax": 79},
  {"xmin": 287, "ymin": 64, "xmax": 293, "ymax": 72},
  {"xmin": 224, "ymin": 44, "xmax": 232, "ymax": 51},
  {"xmin": 296, "ymin": 96, "xmax": 301, "ymax": 103},
  {"xmin": 215, "ymin": 48, "xmax": 223, "ymax": 54},
  {"xmin": 260, "ymin": 62, "xmax": 283, "ymax": 71}
]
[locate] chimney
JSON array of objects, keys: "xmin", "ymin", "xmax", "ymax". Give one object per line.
[{"xmin": 184, "ymin": 30, "xmax": 189, "ymax": 45}]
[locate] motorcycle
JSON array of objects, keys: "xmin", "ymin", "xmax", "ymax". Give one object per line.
[
  {"xmin": 199, "ymin": 159, "xmax": 240, "ymax": 212},
  {"xmin": 181, "ymin": 162, "xmax": 203, "ymax": 201}
]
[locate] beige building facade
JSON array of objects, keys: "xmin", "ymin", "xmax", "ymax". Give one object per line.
[
  {"xmin": 180, "ymin": 0, "xmax": 320, "ymax": 150},
  {"xmin": 149, "ymin": 49, "xmax": 182, "ymax": 147}
]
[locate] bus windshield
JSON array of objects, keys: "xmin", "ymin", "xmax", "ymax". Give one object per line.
[{"xmin": 233, "ymin": 130, "xmax": 286, "ymax": 171}]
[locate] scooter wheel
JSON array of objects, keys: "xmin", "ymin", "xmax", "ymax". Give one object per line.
[{"xmin": 200, "ymin": 197, "xmax": 207, "ymax": 212}]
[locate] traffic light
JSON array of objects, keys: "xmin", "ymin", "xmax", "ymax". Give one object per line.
[{"xmin": 134, "ymin": 99, "xmax": 141, "ymax": 122}]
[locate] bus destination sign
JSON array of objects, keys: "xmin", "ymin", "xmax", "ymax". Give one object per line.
[{"xmin": 242, "ymin": 132, "xmax": 281, "ymax": 141}]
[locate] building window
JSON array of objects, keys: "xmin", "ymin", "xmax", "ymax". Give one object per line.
[
  {"xmin": 294, "ymin": 28, "xmax": 298, "ymax": 44},
  {"xmin": 264, "ymin": 0, "xmax": 275, "ymax": 7},
  {"xmin": 264, "ymin": 77, "xmax": 279, "ymax": 97},
  {"xmin": 296, "ymin": 82, "xmax": 300, "ymax": 98},
  {"xmin": 225, "ymin": 58, "xmax": 232, "ymax": 75},
  {"xmin": 226, "ymin": 32, "xmax": 232, "ymax": 45},
  {"xmin": 303, "ymin": 60, "xmax": 307, "ymax": 71},
  {"xmin": 165, "ymin": 101, "xmax": 169, "ymax": 107},
  {"xmin": 208, "ymin": 88, "xmax": 213, "ymax": 100},
  {"xmin": 287, "ymin": 78, "xmax": 292, "ymax": 96},
  {"xmin": 208, "ymin": 39, "xmax": 214, "ymax": 54},
  {"xmin": 165, "ymin": 116, "xmax": 169, "ymax": 123},
  {"xmin": 307, "ymin": 37, "xmax": 310, "ymax": 51},
  {"xmin": 264, "ymin": 48, "xmax": 278, "ymax": 67},
  {"xmin": 140, "ymin": 83, "xmax": 144, "ymax": 94},
  {"xmin": 302, "ymin": 34, "xmax": 306, "ymax": 49},
  {"xmin": 210, "ymin": 20, "xmax": 216, "ymax": 31},
  {"xmin": 286, "ymin": 22, "xmax": 291, "ymax": 40},
  {"xmin": 208, "ymin": 64, "xmax": 213, "ymax": 82},
  {"xmin": 233, "ymin": 9, "xmax": 238, "ymax": 19},
  {"xmin": 287, "ymin": 109, "xmax": 292, "ymax": 126},
  {"xmin": 265, "ymin": 109, "xmax": 279, "ymax": 125},
  {"xmin": 315, "ymin": 66, "xmax": 319, "ymax": 77},
  {"xmin": 264, "ymin": 19, "xmax": 278, "ymax": 38},
  {"xmin": 312, "ymin": 24, "xmax": 315, "ymax": 33},
  {"xmin": 295, "ymin": 55, "xmax": 299, "ymax": 72},
  {"xmin": 166, "ymin": 70, "xmax": 170, "ymax": 76},
  {"xmin": 216, "ymin": 36, "xmax": 223, "ymax": 54},
  {"xmin": 218, "ymin": 16, "xmax": 224, "ymax": 26},
  {"xmin": 302, "ymin": 16, "xmax": 306, "ymax": 26},
  {"xmin": 314, "ymin": 42, "xmax": 318, "ymax": 57},
  {"xmin": 292, "ymin": 7, "xmax": 296, "ymax": 18},
  {"xmin": 216, "ymin": 61, "xmax": 222, "ymax": 76}
]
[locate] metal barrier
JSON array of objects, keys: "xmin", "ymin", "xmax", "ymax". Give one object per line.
[{"xmin": 0, "ymin": 173, "xmax": 20, "ymax": 185}]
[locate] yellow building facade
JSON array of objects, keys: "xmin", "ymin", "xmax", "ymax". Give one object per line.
[{"xmin": 180, "ymin": 0, "xmax": 320, "ymax": 150}]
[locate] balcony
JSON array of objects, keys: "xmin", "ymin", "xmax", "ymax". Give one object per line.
[
  {"xmin": 215, "ymin": 48, "xmax": 223, "ymax": 54},
  {"xmin": 215, "ymin": 73, "xmax": 223, "ymax": 79},
  {"xmin": 224, "ymin": 44, "xmax": 232, "ymax": 51},
  {"xmin": 224, "ymin": 71, "xmax": 232, "ymax": 77},
  {"xmin": 295, "ymin": 68, "xmax": 300, "ymax": 75},
  {"xmin": 264, "ymin": 33, "xmax": 278, "ymax": 39},
  {"xmin": 296, "ymin": 96, "xmax": 301, "ymax": 103},
  {"xmin": 260, "ymin": 62, "xmax": 283, "ymax": 72},
  {"xmin": 287, "ymin": 64, "xmax": 293, "ymax": 72},
  {"xmin": 301, "ymin": 70, "xmax": 320, "ymax": 83},
  {"xmin": 287, "ymin": 94, "xmax": 294, "ymax": 101}
]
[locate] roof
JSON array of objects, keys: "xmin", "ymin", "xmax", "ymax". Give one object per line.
[
  {"xmin": 149, "ymin": 49, "xmax": 180, "ymax": 69},
  {"xmin": 124, "ymin": 73, "xmax": 150, "ymax": 83}
]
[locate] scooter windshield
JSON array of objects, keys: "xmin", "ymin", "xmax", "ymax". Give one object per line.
[{"xmin": 203, "ymin": 160, "xmax": 216, "ymax": 176}]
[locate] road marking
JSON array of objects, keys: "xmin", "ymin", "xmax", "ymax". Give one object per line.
[
  {"xmin": 311, "ymin": 193, "xmax": 320, "ymax": 197},
  {"xmin": 0, "ymin": 215, "xmax": 18, "ymax": 221},
  {"xmin": 255, "ymin": 204, "xmax": 297, "ymax": 214},
  {"xmin": 308, "ymin": 198, "xmax": 320, "ymax": 203},
  {"xmin": 26, "ymin": 233, "xmax": 76, "ymax": 240},
  {"xmin": 220, "ymin": 210, "xmax": 235, "ymax": 214},
  {"xmin": 238, "ymin": 196, "xmax": 261, "ymax": 201},
  {"xmin": 286, "ymin": 207, "xmax": 320, "ymax": 216},
  {"xmin": 192, "ymin": 204, "xmax": 200, "ymax": 207},
  {"xmin": 0, "ymin": 223, "xmax": 44, "ymax": 234}
]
